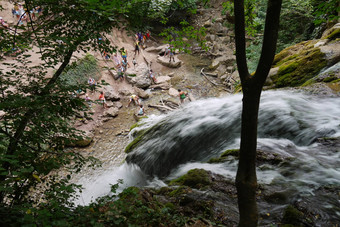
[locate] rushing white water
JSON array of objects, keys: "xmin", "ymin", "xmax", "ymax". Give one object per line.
[{"xmin": 76, "ymin": 90, "xmax": 340, "ymax": 223}]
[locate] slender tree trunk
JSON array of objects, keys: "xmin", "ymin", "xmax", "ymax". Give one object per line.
[
  {"xmin": 234, "ymin": 0, "xmax": 282, "ymax": 226},
  {"xmin": 236, "ymin": 87, "xmax": 261, "ymax": 227}
]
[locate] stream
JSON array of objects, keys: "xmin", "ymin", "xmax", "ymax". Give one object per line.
[{"xmin": 74, "ymin": 90, "xmax": 340, "ymax": 225}]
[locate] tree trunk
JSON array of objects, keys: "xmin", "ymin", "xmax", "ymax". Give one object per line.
[
  {"xmin": 236, "ymin": 88, "xmax": 261, "ymax": 227},
  {"xmin": 234, "ymin": 0, "xmax": 282, "ymax": 226}
]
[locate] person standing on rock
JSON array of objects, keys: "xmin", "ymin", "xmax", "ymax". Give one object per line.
[
  {"xmin": 149, "ymin": 69, "xmax": 157, "ymax": 84},
  {"xmin": 178, "ymin": 89, "xmax": 188, "ymax": 104},
  {"xmin": 121, "ymin": 47, "xmax": 127, "ymax": 61},
  {"xmin": 132, "ymin": 57, "xmax": 137, "ymax": 69},
  {"xmin": 134, "ymin": 40, "xmax": 140, "ymax": 56},
  {"xmin": 169, "ymin": 45, "xmax": 175, "ymax": 62},
  {"xmin": 113, "ymin": 52, "xmax": 121, "ymax": 68},
  {"xmin": 99, "ymin": 91, "xmax": 107, "ymax": 108},
  {"xmin": 88, "ymin": 77, "xmax": 96, "ymax": 93},
  {"xmin": 117, "ymin": 65, "xmax": 125, "ymax": 82},
  {"xmin": 122, "ymin": 58, "xmax": 130, "ymax": 72}
]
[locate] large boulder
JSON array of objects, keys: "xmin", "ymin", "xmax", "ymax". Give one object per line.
[
  {"xmin": 68, "ymin": 131, "xmax": 94, "ymax": 147},
  {"xmin": 125, "ymin": 63, "xmax": 152, "ymax": 89},
  {"xmin": 134, "ymin": 87, "xmax": 150, "ymax": 99},
  {"xmin": 150, "ymin": 82, "xmax": 171, "ymax": 90},
  {"xmin": 169, "ymin": 88, "xmax": 179, "ymax": 97},
  {"xmin": 156, "ymin": 56, "xmax": 182, "ymax": 68},
  {"xmin": 103, "ymin": 85, "xmax": 120, "ymax": 101},
  {"xmin": 103, "ymin": 107, "xmax": 119, "ymax": 118},
  {"xmin": 145, "ymin": 44, "xmax": 168, "ymax": 54},
  {"xmin": 209, "ymin": 55, "xmax": 236, "ymax": 70},
  {"xmin": 156, "ymin": 75, "xmax": 171, "ymax": 84}
]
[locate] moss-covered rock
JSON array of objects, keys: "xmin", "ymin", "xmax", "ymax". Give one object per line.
[
  {"xmin": 169, "ymin": 169, "xmax": 212, "ymax": 189},
  {"xmin": 281, "ymin": 205, "xmax": 304, "ymax": 226},
  {"xmin": 124, "ymin": 131, "xmax": 145, "ymax": 153},
  {"xmin": 322, "ymin": 23, "xmax": 340, "ymax": 40},
  {"xmin": 272, "ymin": 46, "xmax": 327, "ymax": 87},
  {"xmin": 208, "ymin": 149, "xmax": 239, "ymax": 163}
]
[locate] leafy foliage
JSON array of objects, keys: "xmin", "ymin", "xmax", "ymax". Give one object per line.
[{"xmin": 160, "ymin": 20, "xmax": 207, "ymax": 53}]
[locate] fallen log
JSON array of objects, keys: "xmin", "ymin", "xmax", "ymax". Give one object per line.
[
  {"xmin": 200, "ymin": 68, "xmax": 219, "ymax": 86},
  {"xmin": 148, "ymin": 104, "xmax": 175, "ymax": 112}
]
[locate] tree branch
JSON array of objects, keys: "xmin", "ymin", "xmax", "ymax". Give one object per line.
[
  {"xmin": 234, "ymin": 0, "xmax": 250, "ymax": 82},
  {"xmin": 254, "ymin": 0, "xmax": 282, "ymax": 85}
]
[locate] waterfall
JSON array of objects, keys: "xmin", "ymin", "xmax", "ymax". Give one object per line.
[
  {"xmin": 126, "ymin": 90, "xmax": 340, "ymax": 177},
  {"xmin": 75, "ymin": 90, "xmax": 340, "ymax": 224}
]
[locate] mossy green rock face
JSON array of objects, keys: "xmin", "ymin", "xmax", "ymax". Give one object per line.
[
  {"xmin": 169, "ymin": 169, "xmax": 212, "ymax": 189},
  {"xmin": 281, "ymin": 205, "xmax": 304, "ymax": 226},
  {"xmin": 208, "ymin": 149, "xmax": 239, "ymax": 163},
  {"xmin": 271, "ymin": 41, "xmax": 327, "ymax": 88}
]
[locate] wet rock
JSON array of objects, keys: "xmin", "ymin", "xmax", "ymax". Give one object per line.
[
  {"xmin": 169, "ymin": 88, "xmax": 179, "ymax": 97},
  {"xmin": 150, "ymin": 82, "xmax": 170, "ymax": 90},
  {"xmin": 204, "ymin": 20, "xmax": 212, "ymax": 27},
  {"xmin": 103, "ymin": 85, "xmax": 120, "ymax": 101},
  {"xmin": 167, "ymin": 72, "xmax": 175, "ymax": 77},
  {"xmin": 134, "ymin": 87, "xmax": 150, "ymax": 99},
  {"xmin": 125, "ymin": 63, "xmax": 151, "ymax": 89},
  {"xmin": 156, "ymin": 75, "xmax": 171, "ymax": 84},
  {"xmin": 209, "ymin": 55, "xmax": 236, "ymax": 70},
  {"xmin": 69, "ymin": 131, "xmax": 94, "ymax": 147},
  {"xmin": 145, "ymin": 44, "xmax": 168, "ymax": 54},
  {"xmin": 103, "ymin": 107, "xmax": 119, "ymax": 118},
  {"xmin": 156, "ymin": 56, "xmax": 182, "ymax": 68}
]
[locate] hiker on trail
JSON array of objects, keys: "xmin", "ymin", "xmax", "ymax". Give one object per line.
[
  {"xmin": 117, "ymin": 65, "xmax": 125, "ymax": 81},
  {"xmin": 88, "ymin": 77, "xmax": 96, "ymax": 93},
  {"xmin": 122, "ymin": 58, "xmax": 130, "ymax": 72},
  {"xmin": 127, "ymin": 94, "xmax": 140, "ymax": 107},
  {"xmin": 103, "ymin": 50, "xmax": 110, "ymax": 60},
  {"xmin": 164, "ymin": 45, "xmax": 170, "ymax": 57},
  {"xmin": 169, "ymin": 45, "xmax": 175, "ymax": 62},
  {"xmin": 85, "ymin": 93, "xmax": 92, "ymax": 107},
  {"xmin": 178, "ymin": 89, "xmax": 188, "ymax": 104},
  {"xmin": 149, "ymin": 69, "xmax": 157, "ymax": 84},
  {"xmin": 146, "ymin": 30, "xmax": 151, "ymax": 40},
  {"xmin": 132, "ymin": 57, "xmax": 137, "ymax": 69},
  {"xmin": 134, "ymin": 40, "xmax": 140, "ymax": 56},
  {"xmin": 0, "ymin": 17, "xmax": 9, "ymax": 29},
  {"xmin": 121, "ymin": 47, "xmax": 127, "ymax": 61},
  {"xmin": 99, "ymin": 91, "xmax": 107, "ymax": 108},
  {"xmin": 137, "ymin": 104, "xmax": 145, "ymax": 116},
  {"xmin": 113, "ymin": 52, "xmax": 121, "ymax": 68}
]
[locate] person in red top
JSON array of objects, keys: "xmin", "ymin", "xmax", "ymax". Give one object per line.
[{"xmin": 99, "ymin": 92, "xmax": 107, "ymax": 108}]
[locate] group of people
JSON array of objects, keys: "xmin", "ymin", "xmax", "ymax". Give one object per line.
[
  {"xmin": 12, "ymin": 3, "xmax": 42, "ymax": 25},
  {"xmin": 86, "ymin": 77, "xmax": 146, "ymax": 116}
]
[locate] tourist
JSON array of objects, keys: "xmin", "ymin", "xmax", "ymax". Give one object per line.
[
  {"xmin": 117, "ymin": 65, "xmax": 125, "ymax": 81},
  {"xmin": 137, "ymin": 104, "xmax": 145, "ymax": 116},
  {"xmin": 0, "ymin": 17, "xmax": 9, "ymax": 29},
  {"xmin": 134, "ymin": 40, "xmax": 140, "ymax": 56},
  {"xmin": 84, "ymin": 93, "xmax": 92, "ymax": 107},
  {"xmin": 149, "ymin": 69, "xmax": 157, "ymax": 84},
  {"xmin": 98, "ymin": 91, "xmax": 107, "ymax": 108},
  {"xmin": 127, "ymin": 94, "xmax": 140, "ymax": 107},
  {"xmin": 178, "ymin": 89, "xmax": 188, "ymax": 104},
  {"xmin": 122, "ymin": 58, "xmax": 130, "ymax": 72},
  {"xmin": 88, "ymin": 77, "xmax": 96, "ymax": 93},
  {"xmin": 169, "ymin": 45, "xmax": 175, "ymax": 62},
  {"xmin": 132, "ymin": 57, "xmax": 137, "ymax": 69},
  {"xmin": 121, "ymin": 47, "xmax": 127, "ymax": 61},
  {"xmin": 113, "ymin": 52, "xmax": 121, "ymax": 68}
]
